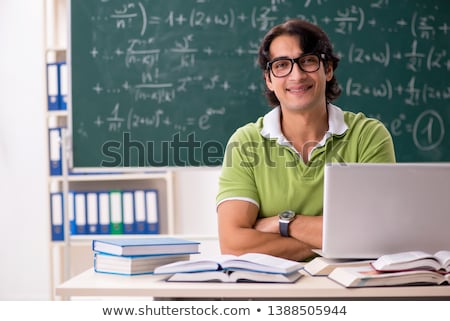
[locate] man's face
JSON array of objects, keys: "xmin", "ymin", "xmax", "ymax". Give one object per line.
[{"xmin": 265, "ymin": 34, "xmax": 333, "ymax": 113}]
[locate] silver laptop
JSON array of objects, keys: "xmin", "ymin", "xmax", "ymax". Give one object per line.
[{"xmin": 319, "ymin": 163, "xmax": 450, "ymax": 259}]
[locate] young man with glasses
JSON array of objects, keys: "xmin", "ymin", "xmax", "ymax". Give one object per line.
[{"xmin": 216, "ymin": 19, "xmax": 396, "ymax": 261}]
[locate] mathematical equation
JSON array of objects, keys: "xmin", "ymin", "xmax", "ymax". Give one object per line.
[
  {"xmin": 85, "ymin": 102, "xmax": 447, "ymax": 154},
  {"xmin": 107, "ymin": 1, "xmax": 450, "ymax": 37},
  {"xmin": 91, "ymin": 70, "xmax": 257, "ymax": 105},
  {"xmin": 88, "ymin": 1, "xmax": 449, "ymax": 103},
  {"xmin": 345, "ymin": 76, "xmax": 450, "ymax": 106},
  {"xmin": 370, "ymin": 109, "xmax": 445, "ymax": 152},
  {"xmin": 89, "ymin": 103, "xmax": 226, "ymax": 134},
  {"xmin": 345, "ymin": 40, "xmax": 449, "ymax": 72}
]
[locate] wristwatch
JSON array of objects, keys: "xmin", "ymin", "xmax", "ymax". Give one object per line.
[{"xmin": 278, "ymin": 210, "xmax": 296, "ymax": 237}]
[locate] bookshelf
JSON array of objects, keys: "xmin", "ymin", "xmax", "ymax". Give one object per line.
[{"xmin": 44, "ymin": 0, "xmax": 177, "ymax": 299}]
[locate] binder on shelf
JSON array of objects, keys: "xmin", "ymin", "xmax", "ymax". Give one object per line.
[
  {"xmin": 46, "ymin": 62, "xmax": 60, "ymax": 110},
  {"xmin": 86, "ymin": 192, "xmax": 99, "ymax": 234},
  {"xmin": 58, "ymin": 62, "xmax": 67, "ymax": 110},
  {"xmin": 48, "ymin": 127, "xmax": 62, "ymax": 176},
  {"xmin": 68, "ymin": 191, "xmax": 76, "ymax": 236},
  {"xmin": 74, "ymin": 191, "xmax": 87, "ymax": 234},
  {"xmin": 50, "ymin": 192, "xmax": 64, "ymax": 241},
  {"xmin": 133, "ymin": 190, "xmax": 147, "ymax": 234},
  {"xmin": 98, "ymin": 191, "xmax": 111, "ymax": 234},
  {"xmin": 109, "ymin": 190, "xmax": 123, "ymax": 234},
  {"xmin": 145, "ymin": 189, "xmax": 160, "ymax": 234},
  {"xmin": 122, "ymin": 190, "xmax": 135, "ymax": 234}
]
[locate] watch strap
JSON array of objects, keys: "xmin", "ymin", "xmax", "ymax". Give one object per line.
[{"xmin": 279, "ymin": 220, "xmax": 289, "ymax": 237}]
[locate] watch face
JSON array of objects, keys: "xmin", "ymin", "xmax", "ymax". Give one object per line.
[{"xmin": 279, "ymin": 210, "xmax": 295, "ymax": 220}]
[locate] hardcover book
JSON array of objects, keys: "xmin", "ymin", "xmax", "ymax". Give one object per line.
[
  {"xmin": 165, "ymin": 269, "xmax": 303, "ymax": 283},
  {"xmin": 371, "ymin": 250, "xmax": 450, "ymax": 273},
  {"xmin": 328, "ymin": 265, "xmax": 450, "ymax": 288},
  {"xmin": 94, "ymin": 252, "xmax": 191, "ymax": 276},
  {"xmin": 92, "ymin": 237, "xmax": 200, "ymax": 256},
  {"xmin": 303, "ymin": 257, "xmax": 373, "ymax": 276}
]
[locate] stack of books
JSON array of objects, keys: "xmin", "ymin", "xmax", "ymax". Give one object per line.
[
  {"xmin": 92, "ymin": 237, "xmax": 200, "ymax": 275},
  {"xmin": 328, "ymin": 250, "xmax": 450, "ymax": 287},
  {"xmin": 153, "ymin": 253, "xmax": 304, "ymax": 283}
]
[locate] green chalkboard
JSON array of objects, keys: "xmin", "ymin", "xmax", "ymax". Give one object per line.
[{"xmin": 70, "ymin": 0, "xmax": 450, "ymax": 168}]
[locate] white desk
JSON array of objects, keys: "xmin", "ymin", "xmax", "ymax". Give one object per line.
[{"xmin": 55, "ymin": 269, "xmax": 450, "ymax": 300}]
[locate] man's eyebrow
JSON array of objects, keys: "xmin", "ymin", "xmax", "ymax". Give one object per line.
[{"xmin": 270, "ymin": 55, "xmax": 291, "ymax": 61}]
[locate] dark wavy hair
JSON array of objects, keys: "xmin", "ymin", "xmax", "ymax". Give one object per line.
[{"xmin": 258, "ymin": 19, "xmax": 341, "ymax": 107}]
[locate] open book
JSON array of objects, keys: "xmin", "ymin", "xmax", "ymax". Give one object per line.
[
  {"xmin": 154, "ymin": 253, "xmax": 303, "ymax": 275},
  {"xmin": 166, "ymin": 270, "xmax": 303, "ymax": 283},
  {"xmin": 303, "ymin": 257, "xmax": 373, "ymax": 276},
  {"xmin": 371, "ymin": 250, "xmax": 450, "ymax": 272},
  {"xmin": 328, "ymin": 265, "xmax": 450, "ymax": 288}
]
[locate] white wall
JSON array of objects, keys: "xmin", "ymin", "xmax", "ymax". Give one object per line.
[
  {"xmin": 0, "ymin": 0, "xmax": 50, "ymax": 300},
  {"xmin": 0, "ymin": 0, "xmax": 222, "ymax": 300},
  {"xmin": 174, "ymin": 168, "xmax": 221, "ymax": 236}
]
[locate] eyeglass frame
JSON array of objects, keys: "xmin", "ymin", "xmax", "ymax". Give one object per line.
[{"xmin": 266, "ymin": 53, "xmax": 326, "ymax": 78}]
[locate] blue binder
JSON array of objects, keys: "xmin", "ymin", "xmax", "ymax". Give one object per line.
[
  {"xmin": 48, "ymin": 128, "xmax": 62, "ymax": 176},
  {"xmin": 144, "ymin": 189, "xmax": 160, "ymax": 234},
  {"xmin": 97, "ymin": 191, "xmax": 111, "ymax": 234},
  {"xmin": 122, "ymin": 190, "xmax": 135, "ymax": 234},
  {"xmin": 46, "ymin": 63, "xmax": 60, "ymax": 110},
  {"xmin": 68, "ymin": 191, "xmax": 76, "ymax": 236},
  {"xmin": 133, "ymin": 190, "xmax": 147, "ymax": 234},
  {"xmin": 109, "ymin": 190, "xmax": 123, "ymax": 234},
  {"xmin": 58, "ymin": 62, "xmax": 67, "ymax": 110},
  {"xmin": 86, "ymin": 192, "xmax": 99, "ymax": 234},
  {"xmin": 50, "ymin": 192, "xmax": 64, "ymax": 241},
  {"xmin": 74, "ymin": 191, "xmax": 87, "ymax": 234}
]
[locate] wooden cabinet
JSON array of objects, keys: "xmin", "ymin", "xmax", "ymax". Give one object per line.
[{"xmin": 44, "ymin": 0, "xmax": 176, "ymax": 299}]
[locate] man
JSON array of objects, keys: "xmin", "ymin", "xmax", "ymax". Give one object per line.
[{"xmin": 216, "ymin": 19, "xmax": 396, "ymax": 261}]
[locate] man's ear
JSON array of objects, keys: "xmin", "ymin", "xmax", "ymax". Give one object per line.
[
  {"xmin": 264, "ymin": 71, "xmax": 274, "ymax": 91},
  {"xmin": 325, "ymin": 62, "xmax": 333, "ymax": 81}
]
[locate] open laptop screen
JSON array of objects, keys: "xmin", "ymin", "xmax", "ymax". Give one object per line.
[{"xmin": 320, "ymin": 163, "xmax": 450, "ymax": 259}]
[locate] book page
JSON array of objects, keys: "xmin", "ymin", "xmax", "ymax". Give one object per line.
[
  {"xmin": 329, "ymin": 266, "xmax": 447, "ymax": 288},
  {"xmin": 304, "ymin": 257, "xmax": 372, "ymax": 276},
  {"xmin": 154, "ymin": 258, "xmax": 221, "ymax": 274},
  {"xmin": 220, "ymin": 253, "xmax": 303, "ymax": 274},
  {"xmin": 434, "ymin": 250, "xmax": 450, "ymax": 271},
  {"xmin": 371, "ymin": 251, "xmax": 441, "ymax": 271}
]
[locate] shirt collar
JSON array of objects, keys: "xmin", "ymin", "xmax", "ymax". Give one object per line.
[{"xmin": 260, "ymin": 104, "xmax": 348, "ymax": 145}]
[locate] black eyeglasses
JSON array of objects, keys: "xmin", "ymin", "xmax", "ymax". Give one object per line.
[{"xmin": 266, "ymin": 53, "xmax": 325, "ymax": 78}]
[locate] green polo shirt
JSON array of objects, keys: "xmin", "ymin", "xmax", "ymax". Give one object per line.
[{"xmin": 216, "ymin": 104, "xmax": 396, "ymax": 218}]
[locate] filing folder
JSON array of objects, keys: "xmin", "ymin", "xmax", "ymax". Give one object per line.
[
  {"xmin": 86, "ymin": 192, "xmax": 99, "ymax": 234},
  {"xmin": 46, "ymin": 63, "xmax": 60, "ymax": 110},
  {"xmin": 50, "ymin": 192, "xmax": 64, "ymax": 241},
  {"xmin": 59, "ymin": 62, "xmax": 68, "ymax": 110},
  {"xmin": 48, "ymin": 128, "xmax": 62, "ymax": 176},
  {"xmin": 110, "ymin": 190, "xmax": 123, "ymax": 234},
  {"xmin": 98, "ymin": 191, "xmax": 111, "ymax": 234},
  {"xmin": 145, "ymin": 189, "xmax": 160, "ymax": 234},
  {"xmin": 74, "ymin": 192, "xmax": 87, "ymax": 234},
  {"xmin": 133, "ymin": 190, "xmax": 147, "ymax": 234},
  {"xmin": 68, "ymin": 191, "xmax": 76, "ymax": 236},
  {"xmin": 122, "ymin": 190, "xmax": 135, "ymax": 234}
]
